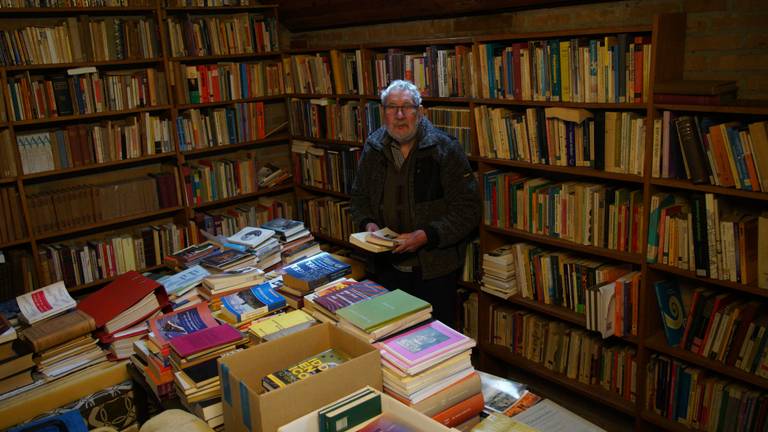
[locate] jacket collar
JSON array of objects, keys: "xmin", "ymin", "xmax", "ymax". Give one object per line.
[{"xmin": 367, "ymin": 117, "xmax": 439, "ymax": 152}]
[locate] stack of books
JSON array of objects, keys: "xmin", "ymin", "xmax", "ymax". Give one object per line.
[
  {"xmin": 218, "ymin": 278, "xmax": 287, "ymax": 330},
  {"xmin": 0, "ymin": 316, "xmax": 35, "ymax": 397},
  {"xmin": 198, "ymin": 266, "xmax": 265, "ymax": 309},
  {"xmin": 481, "ymin": 245, "xmax": 518, "ymax": 299},
  {"xmin": 227, "ymin": 226, "xmax": 281, "ymax": 270},
  {"xmin": 279, "ymin": 252, "xmax": 352, "ymax": 298},
  {"xmin": 164, "ymin": 242, "xmax": 222, "ymax": 269},
  {"xmin": 158, "ymin": 265, "xmax": 211, "ymax": 306},
  {"xmin": 335, "ymin": 289, "xmax": 432, "ymax": 343},
  {"xmin": 303, "ymin": 279, "xmax": 388, "ymax": 324},
  {"xmin": 375, "ymin": 320, "xmax": 480, "ymax": 428},
  {"xmin": 260, "ymin": 218, "xmax": 318, "ymax": 265},
  {"xmin": 200, "ymin": 248, "xmax": 257, "ymax": 273},
  {"xmin": 247, "ymin": 309, "xmax": 317, "ymax": 344}
]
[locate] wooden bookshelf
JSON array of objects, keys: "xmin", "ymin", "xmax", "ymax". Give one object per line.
[{"xmin": 470, "ymin": 156, "xmax": 645, "ymax": 184}]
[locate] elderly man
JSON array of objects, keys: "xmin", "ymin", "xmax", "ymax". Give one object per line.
[{"xmin": 350, "ymin": 79, "xmax": 480, "ymax": 328}]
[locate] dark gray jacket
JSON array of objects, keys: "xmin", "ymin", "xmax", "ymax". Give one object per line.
[{"xmin": 350, "ymin": 117, "xmax": 481, "ymax": 279}]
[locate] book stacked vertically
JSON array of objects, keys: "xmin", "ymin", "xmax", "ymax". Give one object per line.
[
  {"xmin": 260, "ymin": 218, "xmax": 319, "ymax": 265},
  {"xmin": 227, "ymin": 226, "xmax": 281, "ymax": 271},
  {"xmin": 77, "ymin": 271, "xmax": 171, "ymax": 360},
  {"xmin": 335, "ymin": 289, "xmax": 432, "ymax": 343},
  {"xmin": 375, "ymin": 320, "xmax": 481, "ymax": 429}
]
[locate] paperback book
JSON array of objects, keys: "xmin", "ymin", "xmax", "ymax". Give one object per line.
[
  {"xmin": 376, "ymin": 320, "xmax": 475, "ymax": 374},
  {"xmin": 148, "ymin": 303, "xmax": 220, "ymax": 349},
  {"xmin": 336, "ymin": 290, "xmax": 431, "ymax": 333},
  {"xmin": 219, "ymin": 278, "xmax": 286, "ymax": 324},
  {"xmin": 262, "ymin": 347, "xmax": 350, "ymax": 390},
  {"xmin": 282, "ymin": 252, "xmax": 352, "ymax": 292},
  {"xmin": 17, "ymin": 281, "xmax": 76, "ymax": 325},
  {"xmin": 261, "ymin": 218, "xmax": 306, "ymax": 240},
  {"xmin": 227, "ymin": 226, "xmax": 277, "ymax": 249}
]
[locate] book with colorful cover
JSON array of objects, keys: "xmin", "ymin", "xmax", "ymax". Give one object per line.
[
  {"xmin": 148, "ymin": 303, "xmax": 219, "ymax": 349},
  {"xmin": 313, "ymin": 280, "xmax": 388, "ymax": 314},
  {"xmin": 336, "ymin": 290, "xmax": 430, "ymax": 333},
  {"xmin": 17, "ymin": 281, "xmax": 76, "ymax": 325},
  {"xmin": 200, "ymin": 249, "xmax": 253, "ymax": 271},
  {"xmin": 654, "ymin": 280, "xmax": 687, "ymax": 347},
  {"xmin": 261, "ymin": 218, "xmax": 305, "ymax": 240},
  {"xmin": 219, "ymin": 279, "xmax": 286, "ymax": 324},
  {"xmin": 282, "ymin": 252, "xmax": 352, "ymax": 292},
  {"xmin": 168, "ymin": 323, "xmax": 244, "ymax": 359},
  {"xmin": 376, "ymin": 320, "xmax": 475, "ymax": 368},
  {"xmin": 248, "ymin": 309, "xmax": 317, "ymax": 342},
  {"xmin": 227, "ymin": 226, "xmax": 277, "ymax": 249},
  {"xmin": 261, "ymin": 347, "xmax": 350, "ymax": 390},
  {"xmin": 159, "ymin": 265, "xmax": 211, "ymax": 297}
]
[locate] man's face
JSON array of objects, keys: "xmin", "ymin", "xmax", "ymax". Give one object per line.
[{"xmin": 383, "ymin": 89, "xmax": 421, "ymax": 144}]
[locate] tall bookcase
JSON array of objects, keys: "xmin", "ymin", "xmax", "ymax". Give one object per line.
[
  {"xmin": 285, "ymin": 12, "xmax": 768, "ymax": 431},
  {"xmin": 0, "ymin": 1, "xmax": 292, "ymax": 300}
]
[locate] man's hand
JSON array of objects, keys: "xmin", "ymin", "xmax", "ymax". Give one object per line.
[
  {"xmin": 365, "ymin": 222, "xmax": 380, "ymax": 232},
  {"xmin": 392, "ymin": 229, "xmax": 428, "ymax": 254}
]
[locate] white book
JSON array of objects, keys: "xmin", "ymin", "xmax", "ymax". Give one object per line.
[
  {"xmin": 227, "ymin": 226, "xmax": 277, "ymax": 249},
  {"xmin": 17, "ymin": 281, "xmax": 76, "ymax": 325}
]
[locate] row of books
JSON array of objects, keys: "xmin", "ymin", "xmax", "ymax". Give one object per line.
[
  {"xmin": 654, "ymin": 113, "xmax": 768, "ymax": 192},
  {"xmin": 363, "ymin": 101, "xmax": 383, "ymax": 136},
  {"xmin": 0, "ymin": 16, "xmax": 160, "ymax": 66},
  {"xmin": 283, "ymin": 54, "xmax": 334, "ymax": 95},
  {"xmin": 298, "ymin": 196, "xmax": 354, "ymax": 244},
  {"xmin": 490, "ymin": 304, "xmax": 637, "ymax": 402},
  {"xmin": 7, "ymin": 67, "xmax": 168, "ymax": 121},
  {"xmin": 0, "ymin": 186, "xmax": 25, "ymax": 245},
  {"xmin": 26, "ymin": 172, "xmax": 178, "ymax": 234},
  {"xmin": 165, "ymin": 13, "xmax": 278, "ymax": 58},
  {"xmin": 181, "ymin": 155, "xmax": 261, "ymax": 205},
  {"xmin": 483, "ymin": 171, "xmax": 645, "ymax": 253},
  {"xmin": 36, "ymin": 223, "xmax": 188, "ymax": 288},
  {"xmin": 647, "ymin": 192, "xmax": 768, "ymax": 288},
  {"xmin": 171, "ymin": 60, "xmax": 285, "ymax": 105},
  {"xmin": 368, "ymin": 45, "xmax": 475, "ymax": 98},
  {"xmin": 288, "ymin": 98, "xmax": 362, "ymax": 142},
  {"xmin": 646, "ymin": 354, "xmax": 767, "ymax": 431},
  {"xmin": 176, "ymin": 102, "xmax": 287, "ymax": 151},
  {"xmin": 16, "ymin": 113, "xmax": 172, "ymax": 174},
  {"xmin": 426, "ymin": 106, "xmax": 471, "ymax": 155},
  {"xmin": 291, "ymin": 140, "xmax": 361, "ymax": 194},
  {"xmin": 481, "ymin": 243, "xmax": 637, "ymax": 325},
  {"xmin": 475, "ymin": 107, "xmax": 646, "ymax": 175},
  {"xmin": 191, "ymin": 194, "xmax": 293, "ymax": 240},
  {"xmin": 327, "ymin": 49, "xmax": 362, "ymax": 96},
  {"xmin": 0, "ymin": 0, "xmax": 152, "ymax": 7}
]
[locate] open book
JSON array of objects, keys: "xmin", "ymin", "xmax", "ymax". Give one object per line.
[{"xmin": 349, "ymin": 228, "xmax": 402, "ymax": 253}]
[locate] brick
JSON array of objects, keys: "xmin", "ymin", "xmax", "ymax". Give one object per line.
[
  {"xmin": 685, "ymin": 34, "xmax": 744, "ymax": 51},
  {"xmin": 705, "ymin": 53, "xmax": 768, "ymax": 70},
  {"xmin": 709, "ymin": 13, "xmax": 768, "ymax": 31},
  {"xmin": 682, "ymin": 0, "xmax": 727, "ymax": 13}
]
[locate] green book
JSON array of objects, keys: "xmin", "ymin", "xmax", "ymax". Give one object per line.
[
  {"xmin": 335, "ymin": 289, "xmax": 430, "ymax": 332},
  {"xmin": 318, "ymin": 388, "xmax": 382, "ymax": 432}
]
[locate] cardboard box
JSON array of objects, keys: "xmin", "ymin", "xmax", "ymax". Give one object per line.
[
  {"xmin": 0, "ymin": 362, "xmax": 129, "ymax": 430},
  {"xmin": 220, "ymin": 322, "xmax": 382, "ymax": 432},
  {"xmin": 278, "ymin": 386, "xmax": 460, "ymax": 432}
]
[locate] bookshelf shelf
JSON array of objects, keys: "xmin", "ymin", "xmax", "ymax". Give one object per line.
[
  {"xmin": 482, "ymin": 342, "xmax": 637, "ymax": 415},
  {"xmin": 484, "ymin": 225, "xmax": 644, "ymax": 264},
  {"xmin": 647, "ymin": 263, "xmax": 768, "ymax": 298},
  {"xmin": 504, "ymin": 294, "xmax": 586, "ymax": 326},
  {"xmin": 472, "ymin": 156, "xmax": 645, "ymax": 184},
  {"xmin": 473, "ymin": 25, "xmax": 653, "ymax": 42},
  {"xmin": 640, "ymin": 411, "xmax": 698, "ymax": 432},
  {"xmin": 68, "ymin": 263, "xmax": 166, "ymax": 295},
  {"xmin": 291, "ymin": 136, "xmax": 362, "ymax": 147},
  {"xmin": 471, "ymin": 98, "xmax": 649, "ymax": 110},
  {"xmin": 3, "ymin": 58, "xmax": 164, "ymax": 72},
  {"xmin": 296, "ymin": 184, "xmax": 351, "ymax": 199},
  {"xmin": 0, "ymin": 239, "xmax": 30, "ymax": 249},
  {"xmin": 0, "ymin": 7, "xmax": 156, "ymax": 14},
  {"xmin": 645, "ymin": 332, "xmax": 768, "ymax": 390},
  {"xmin": 0, "ymin": 178, "xmax": 16, "ymax": 185},
  {"xmin": 32, "ymin": 206, "xmax": 185, "ymax": 242},
  {"xmin": 654, "ymin": 103, "xmax": 768, "ymax": 116},
  {"xmin": 181, "ymin": 134, "xmax": 290, "ymax": 158},
  {"xmin": 175, "ymin": 95, "xmax": 285, "ymax": 110},
  {"xmin": 169, "ymin": 52, "xmax": 281, "ymax": 62},
  {"xmin": 164, "ymin": 6, "xmax": 277, "ymax": 12},
  {"xmin": 650, "ymin": 177, "xmax": 768, "ymax": 201},
  {"xmin": 190, "ymin": 184, "xmax": 293, "ymax": 210},
  {"xmin": 20, "ymin": 152, "xmax": 178, "ymax": 182},
  {"xmin": 9, "ymin": 105, "xmax": 173, "ymax": 128}
]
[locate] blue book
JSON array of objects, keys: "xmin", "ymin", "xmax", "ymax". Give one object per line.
[
  {"xmin": 226, "ymin": 108, "xmax": 237, "ymax": 144},
  {"xmin": 239, "ymin": 63, "xmax": 249, "ymax": 96},
  {"xmin": 724, "ymin": 125, "xmax": 752, "ymax": 190},
  {"xmin": 221, "ymin": 279, "xmax": 286, "ymax": 323},
  {"xmin": 282, "ymin": 252, "xmax": 351, "ymax": 292},
  {"xmin": 176, "ymin": 116, "xmax": 187, "ymax": 150},
  {"xmin": 654, "ymin": 280, "xmax": 686, "ymax": 347},
  {"xmin": 549, "ymin": 39, "xmax": 561, "ymax": 101}
]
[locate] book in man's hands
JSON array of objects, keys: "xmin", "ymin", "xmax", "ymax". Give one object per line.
[
  {"xmin": 261, "ymin": 347, "xmax": 350, "ymax": 390},
  {"xmin": 349, "ymin": 228, "xmax": 402, "ymax": 253},
  {"xmin": 17, "ymin": 281, "xmax": 76, "ymax": 325},
  {"xmin": 282, "ymin": 252, "xmax": 352, "ymax": 293}
]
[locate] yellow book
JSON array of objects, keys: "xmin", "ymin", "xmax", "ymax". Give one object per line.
[
  {"xmin": 560, "ymin": 40, "xmax": 571, "ymax": 102},
  {"xmin": 471, "ymin": 412, "xmax": 538, "ymax": 432}
]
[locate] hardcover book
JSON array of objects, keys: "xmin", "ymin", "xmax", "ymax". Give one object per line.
[
  {"xmin": 220, "ymin": 278, "xmax": 286, "ymax": 324},
  {"xmin": 319, "ymin": 387, "xmax": 382, "ymax": 432},
  {"xmin": 654, "ymin": 280, "xmax": 687, "ymax": 348},
  {"xmin": 20, "ymin": 310, "xmax": 96, "ymax": 353},
  {"xmin": 282, "ymin": 252, "xmax": 352, "ymax": 292},
  {"xmin": 262, "ymin": 347, "xmax": 350, "ymax": 390}
]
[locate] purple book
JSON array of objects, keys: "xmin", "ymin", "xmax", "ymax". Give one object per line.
[
  {"xmin": 169, "ymin": 324, "xmax": 243, "ymax": 358},
  {"xmin": 313, "ymin": 280, "xmax": 388, "ymax": 314},
  {"xmin": 376, "ymin": 320, "xmax": 474, "ymax": 366}
]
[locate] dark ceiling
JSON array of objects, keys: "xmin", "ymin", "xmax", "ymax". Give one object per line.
[{"xmin": 274, "ymin": 0, "xmax": 606, "ymax": 32}]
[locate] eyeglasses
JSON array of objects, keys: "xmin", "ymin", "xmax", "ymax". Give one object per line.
[{"xmin": 383, "ymin": 104, "xmax": 419, "ymax": 115}]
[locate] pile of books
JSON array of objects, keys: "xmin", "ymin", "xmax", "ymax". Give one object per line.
[
  {"xmin": 246, "ymin": 308, "xmax": 317, "ymax": 344},
  {"xmin": 481, "ymin": 244, "xmax": 518, "ymax": 299},
  {"xmin": 218, "ymin": 278, "xmax": 287, "ymax": 330},
  {"xmin": 278, "ymin": 252, "xmax": 352, "ymax": 298},
  {"xmin": 261, "ymin": 218, "xmax": 319, "ymax": 265},
  {"xmin": 198, "ymin": 266, "xmax": 265, "ymax": 309},
  {"xmin": 375, "ymin": 320, "xmax": 480, "ymax": 429},
  {"xmin": 335, "ymin": 289, "xmax": 432, "ymax": 343},
  {"xmin": 303, "ymin": 279, "xmax": 388, "ymax": 324},
  {"xmin": 227, "ymin": 226, "xmax": 281, "ymax": 270}
]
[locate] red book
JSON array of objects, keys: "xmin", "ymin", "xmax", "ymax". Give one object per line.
[
  {"xmin": 431, "ymin": 392, "xmax": 484, "ymax": 428},
  {"xmin": 77, "ymin": 271, "xmax": 170, "ymax": 331},
  {"xmin": 168, "ymin": 323, "xmax": 243, "ymax": 358}
]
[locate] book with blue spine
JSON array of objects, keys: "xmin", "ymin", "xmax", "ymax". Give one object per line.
[
  {"xmin": 654, "ymin": 280, "xmax": 686, "ymax": 348},
  {"xmin": 220, "ymin": 279, "xmax": 286, "ymax": 324},
  {"xmin": 282, "ymin": 252, "xmax": 351, "ymax": 292}
]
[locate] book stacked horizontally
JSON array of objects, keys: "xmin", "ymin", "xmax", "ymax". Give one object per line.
[
  {"xmin": 200, "ymin": 248, "xmax": 258, "ymax": 273},
  {"xmin": 247, "ymin": 308, "xmax": 317, "ymax": 344},
  {"xmin": 227, "ymin": 226, "xmax": 281, "ymax": 271},
  {"xmin": 158, "ymin": 264, "xmax": 211, "ymax": 306},
  {"xmin": 279, "ymin": 252, "xmax": 352, "ymax": 298},
  {"xmin": 77, "ymin": 271, "xmax": 171, "ymax": 361},
  {"xmin": 164, "ymin": 242, "xmax": 222, "ymax": 269},
  {"xmin": 260, "ymin": 218, "xmax": 318, "ymax": 265},
  {"xmin": 218, "ymin": 278, "xmax": 287, "ymax": 330},
  {"xmin": 375, "ymin": 320, "xmax": 480, "ymax": 429},
  {"xmin": 198, "ymin": 266, "xmax": 265, "ymax": 310},
  {"xmin": 261, "ymin": 347, "xmax": 349, "ymax": 391},
  {"xmin": 0, "ymin": 315, "xmax": 36, "ymax": 398},
  {"xmin": 481, "ymin": 244, "xmax": 518, "ymax": 299},
  {"xmin": 335, "ymin": 289, "xmax": 432, "ymax": 343},
  {"xmin": 348, "ymin": 227, "xmax": 402, "ymax": 253},
  {"xmin": 302, "ymin": 279, "xmax": 388, "ymax": 324}
]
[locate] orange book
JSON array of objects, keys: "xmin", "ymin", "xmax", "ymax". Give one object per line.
[
  {"xmin": 706, "ymin": 125, "xmax": 736, "ymax": 187},
  {"xmin": 431, "ymin": 392, "xmax": 484, "ymax": 428}
]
